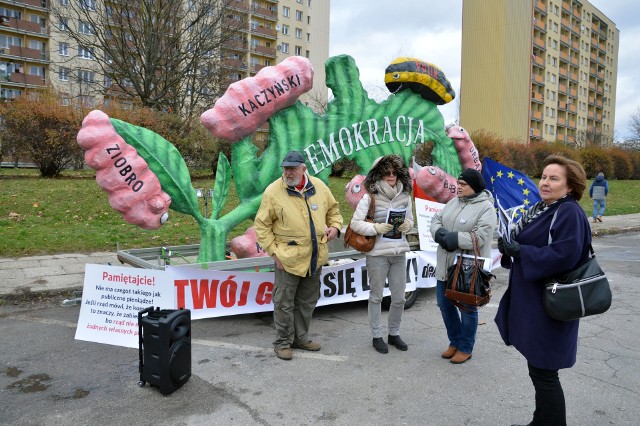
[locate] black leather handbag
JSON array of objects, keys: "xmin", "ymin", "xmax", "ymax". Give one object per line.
[
  {"xmin": 445, "ymin": 233, "xmax": 494, "ymax": 311},
  {"xmin": 543, "ymin": 245, "xmax": 612, "ymax": 321}
]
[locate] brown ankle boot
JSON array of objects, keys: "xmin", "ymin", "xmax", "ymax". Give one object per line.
[
  {"xmin": 441, "ymin": 346, "xmax": 457, "ymax": 359},
  {"xmin": 450, "ymin": 351, "xmax": 472, "ymax": 364}
]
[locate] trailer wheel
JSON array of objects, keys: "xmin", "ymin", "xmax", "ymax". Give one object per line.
[{"xmin": 382, "ymin": 289, "xmax": 420, "ymax": 310}]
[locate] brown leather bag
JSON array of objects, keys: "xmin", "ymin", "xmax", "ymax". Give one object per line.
[{"xmin": 344, "ymin": 195, "xmax": 376, "ymax": 252}]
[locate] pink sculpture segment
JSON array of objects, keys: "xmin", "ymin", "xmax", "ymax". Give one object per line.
[
  {"xmin": 230, "ymin": 227, "xmax": 269, "ymax": 259},
  {"xmin": 447, "ymin": 125, "xmax": 482, "ymax": 172},
  {"xmin": 77, "ymin": 110, "xmax": 171, "ymax": 230},
  {"xmin": 200, "ymin": 56, "xmax": 314, "ymax": 142},
  {"xmin": 415, "ymin": 165, "xmax": 458, "ymax": 204}
]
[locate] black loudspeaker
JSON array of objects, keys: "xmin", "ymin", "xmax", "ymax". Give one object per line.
[{"xmin": 138, "ymin": 307, "xmax": 191, "ymax": 395}]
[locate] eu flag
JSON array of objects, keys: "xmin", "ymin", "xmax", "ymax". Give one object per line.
[{"xmin": 481, "ymin": 157, "xmax": 541, "ymax": 219}]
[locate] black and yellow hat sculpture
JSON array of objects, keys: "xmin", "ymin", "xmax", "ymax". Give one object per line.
[{"xmin": 384, "ymin": 57, "xmax": 455, "ymax": 105}]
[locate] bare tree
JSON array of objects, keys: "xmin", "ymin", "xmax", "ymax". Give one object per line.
[
  {"xmin": 51, "ymin": 0, "xmax": 244, "ymax": 126},
  {"xmin": 630, "ymin": 107, "xmax": 640, "ymax": 141},
  {"xmin": 575, "ymin": 127, "xmax": 613, "ymax": 148}
]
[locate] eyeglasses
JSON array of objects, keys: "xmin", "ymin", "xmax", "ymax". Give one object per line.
[{"xmin": 383, "ymin": 170, "xmax": 397, "ymax": 177}]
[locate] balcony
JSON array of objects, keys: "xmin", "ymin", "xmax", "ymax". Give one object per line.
[
  {"xmin": 559, "ymin": 84, "xmax": 568, "ymax": 94},
  {"xmin": 251, "ymin": 6, "xmax": 277, "ymax": 21},
  {"xmin": 535, "ymin": 20, "xmax": 546, "ymax": 32},
  {"xmin": 570, "ymin": 88, "xmax": 577, "ymax": 97},
  {"xmin": 224, "ymin": 40, "xmax": 248, "ymax": 52},
  {"xmin": 251, "ymin": 26, "xmax": 277, "ymax": 39},
  {"xmin": 588, "ymin": 96, "xmax": 595, "ymax": 105},
  {"xmin": 536, "ymin": 0, "xmax": 546, "ymax": 14},
  {"xmin": 530, "ymin": 128, "xmax": 542, "ymax": 139},
  {"xmin": 6, "ymin": 0, "xmax": 45, "ymax": 9},
  {"xmin": 531, "ymin": 110, "xmax": 543, "ymax": 121},
  {"xmin": 589, "ymin": 81, "xmax": 596, "ymax": 90},
  {"xmin": 597, "ymin": 71, "xmax": 604, "ymax": 80},
  {"xmin": 569, "ymin": 72, "xmax": 578, "ymax": 82},
  {"xmin": 4, "ymin": 45, "xmax": 49, "ymax": 62},
  {"xmin": 562, "ymin": 2, "xmax": 570, "ymax": 13},
  {"xmin": 251, "ymin": 64, "xmax": 267, "ymax": 73},
  {"xmin": 560, "ymin": 51, "xmax": 569, "ymax": 61},
  {"xmin": 558, "ymin": 117, "xmax": 567, "ymax": 127},
  {"xmin": 227, "ymin": 0, "xmax": 250, "ymax": 12},
  {"xmin": 596, "ymin": 99, "xmax": 603, "ymax": 108},
  {"xmin": 558, "ymin": 100, "xmax": 567, "ymax": 110},
  {"xmin": 5, "ymin": 71, "xmax": 46, "ymax": 86},
  {"xmin": 533, "ymin": 55, "xmax": 545, "ymax": 67},
  {"xmin": 561, "ymin": 34, "xmax": 570, "ymax": 46},
  {"xmin": 222, "ymin": 59, "xmax": 247, "ymax": 71},
  {"xmin": 532, "ymin": 74, "xmax": 544, "ymax": 85},
  {"xmin": 531, "ymin": 91, "xmax": 544, "ymax": 103},
  {"xmin": 0, "ymin": 17, "xmax": 47, "ymax": 36},
  {"xmin": 570, "ymin": 56, "xmax": 578, "ymax": 66},
  {"xmin": 251, "ymin": 45, "xmax": 276, "ymax": 57},
  {"xmin": 569, "ymin": 103, "xmax": 577, "ymax": 113},
  {"xmin": 568, "ymin": 119, "xmax": 576, "ymax": 128},
  {"xmin": 559, "ymin": 67, "xmax": 568, "ymax": 78},
  {"xmin": 588, "ymin": 110, "xmax": 595, "ymax": 119},
  {"xmin": 596, "ymin": 113, "xmax": 602, "ymax": 121},
  {"xmin": 571, "ymin": 40, "xmax": 579, "ymax": 51}
]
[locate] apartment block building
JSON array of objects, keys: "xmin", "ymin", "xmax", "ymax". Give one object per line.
[
  {"xmin": 0, "ymin": 0, "xmax": 49, "ymax": 100},
  {"xmin": 1, "ymin": 0, "xmax": 330, "ymax": 126},
  {"xmin": 460, "ymin": 0, "xmax": 618, "ymax": 146}
]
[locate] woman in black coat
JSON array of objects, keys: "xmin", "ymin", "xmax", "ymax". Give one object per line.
[{"xmin": 495, "ymin": 155, "xmax": 591, "ymax": 426}]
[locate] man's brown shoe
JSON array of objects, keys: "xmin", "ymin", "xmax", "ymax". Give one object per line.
[
  {"xmin": 597, "ymin": 216, "xmax": 603, "ymax": 222},
  {"xmin": 450, "ymin": 351, "xmax": 472, "ymax": 364},
  {"xmin": 274, "ymin": 347, "xmax": 293, "ymax": 360},
  {"xmin": 441, "ymin": 346, "xmax": 457, "ymax": 359},
  {"xmin": 291, "ymin": 340, "xmax": 321, "ymax": 351}
]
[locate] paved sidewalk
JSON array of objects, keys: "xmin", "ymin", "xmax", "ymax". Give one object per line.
[{"xmin": 2, "ymin": 213, "xmax": 640, "ymax": 298}]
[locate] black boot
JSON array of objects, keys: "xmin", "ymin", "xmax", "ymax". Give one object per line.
[
  {"xmin": 388, "ymin": 334, "xmax": 408, "ymax": 351},
  {"xmin": 372, "ymin": 337, "xmax": 388, "ymax": 354}
]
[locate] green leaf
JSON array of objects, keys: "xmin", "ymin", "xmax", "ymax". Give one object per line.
[
  {"xmin": 210, "ymin": 152, "xmax": 230, "ymax": 220},
  {"xmin": 110, "ymin": 118, "xmax": 200, "ymax": 218}
]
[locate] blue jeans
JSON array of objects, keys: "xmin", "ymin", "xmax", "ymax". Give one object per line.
[
  {"xmin": 592, "ymin": 199, "xmax": 606, "ymax": 219},
  {"xmin": 436, "ymin": 280, "xmax": 478, "ymax": 354}
]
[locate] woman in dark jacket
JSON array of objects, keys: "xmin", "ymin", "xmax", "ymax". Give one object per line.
[{"xmin": 495, "ymin": 155, "xmax": 591, "ymax": 426}]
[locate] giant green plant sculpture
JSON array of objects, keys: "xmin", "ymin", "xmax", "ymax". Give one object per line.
[{"xmin": 79, "ymin": 55, "xmax": 462, "ymax": 262}]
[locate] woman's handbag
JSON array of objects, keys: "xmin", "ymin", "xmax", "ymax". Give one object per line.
[
  {"xmin": 543, "ymin": 245, "xmax": 612, "ymax": 321},
  {"xmin": 444, "ymin": 233, "xmax": 494, "ymax": 310},
  {"xmin": 344, "ymin": 195, "xmax": 376, "ymax": 252}
]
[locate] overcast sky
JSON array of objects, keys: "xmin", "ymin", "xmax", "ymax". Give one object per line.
[{"xmin": 329, "ymin": 0, "xmax": 639, "ymax": 141}]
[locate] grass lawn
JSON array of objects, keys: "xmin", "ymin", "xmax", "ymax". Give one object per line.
[{"xmin": 1, "ymin": 168, "xmax": 639, "ymax": 257}]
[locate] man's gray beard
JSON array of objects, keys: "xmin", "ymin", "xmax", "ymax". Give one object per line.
[{"xmin": 285, "ymin": 176, "xmax": 301, "ymax": 187}]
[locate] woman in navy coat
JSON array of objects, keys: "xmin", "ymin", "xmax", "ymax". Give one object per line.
[{"xmin": 495, "ymin": 155, "xmax": 591, "ymax": 426}]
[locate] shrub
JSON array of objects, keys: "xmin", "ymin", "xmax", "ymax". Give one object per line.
[
  {"xmin": 580, "ymin": 146, "xmax": 613, "ymax": 178},
  {"xmin": 469, "ymin": 129, "xmax": 508, "ymax": 164},
  {"xmin": 0, "ymin": 92, "xmax": 82, "ymax": 177},
  {"xmin": 608, "ymin": 148, "xmax": 633, "ymax": 180},
  {"xmin": 413, "ymin": 142, "xmax": 434, "ymax": 167}
]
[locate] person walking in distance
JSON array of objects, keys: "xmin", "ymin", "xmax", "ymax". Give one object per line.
[
  {"xmin": 589, "ymin": 172, "xmax": 609, "ymax": 223},
  {"xmin": 254, "ymin": 151, "xmax": 343, "ymax": 361}
]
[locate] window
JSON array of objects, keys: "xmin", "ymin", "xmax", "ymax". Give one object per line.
[
  {"xmin": 58, "ymin": 42, "xmax": 69, "ymax": 56},
  {"xmin": 78, "ymin": 46, "xmax": 94, "ymax": 60},
  {"xmin": 282, "ymin": 24, "xmax": 289, "ymax": 35},
  {"xmin": 295, "ymin": 45, "xmax": 302, "ymax": 55},
  {"xmin": 282, "ymin": 6, "xmax": 290, "ymax": 17},
  {"xmin": 78, "ymin": 69, "xmax": 95, "ymax": 83},
  {"xmin": 59, "ymin": 18, "xmax": 69, "ymax": 31},
  {"xmin": 295, "ymin": 28, "xmax": 302, "ymax": 38},
  {"xmin": 307, "ymin": 16, "xmax": 311, "ymax": 24},
  {"xmin": 78, "ymin": 20, "xmax": 94, "ymax": 35},
  {"xmin": 552, "ymin": 57, "xmax": 557, "ymax": 66},
  {"xmin": 552, "ymin": 40, "xmax": 557, "ymax": 49},
  {"xmin": 80, "ymin": 96, "xmax": 95, "ymax": 108},
  {"xmin": 553, "ymin": 22, "xmax": 558, "ymax": 33},
  {"xmin": 306, "ymin": 50, "xmax": 310, "ymax": 58},
  {"xmin": 308, "ymin": 0, "xmax": 312, "ymax": 6},
  {"xmin": 549, "ymin": 126, "xmax": 555, "ymax": 135},
  {"xmin": 29, "ymin": 66, "xmax": 44, "ymax": 77},
  {"xmin": 80, "ymin": 0, "xmax": 95, "ymax": 10},
  {"xmin": 58, "ymin": 67, "xmax": 69, "ymax": 81},
  {"xmin": 296, "ymin": 10, "xmax": 303, "ymax": 21},
  {"xmin": 0, "ymin": 7, "xmax": 21, "ymax": 19},
  {"xmin": 104, "ymin": 76, "xmax": 112, "ymax": 87},
  {"xmin": 281, "ymin": 42, "xmax": 289, "ymax": 53},
  {"xmin": 60, "ymin": 0, "xmax": 69, "ymax": 5},
  {"xmin": 0, "ymin": 35, "xmax": 21, "ymax": 48},
  {"xmin": 307, "ymin": 32, "xmax": 311, "ymax": 42}
]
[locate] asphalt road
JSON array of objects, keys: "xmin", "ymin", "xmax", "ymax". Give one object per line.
[{"xmin": 1, "ymin": 232, "xmax": 639, "ymax": 425}]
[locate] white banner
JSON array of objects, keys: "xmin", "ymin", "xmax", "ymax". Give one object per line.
[
  {"xmin": 75, "ymin": 251, "xmax": 441, "ymax": 347},
  {"xmin": 74, "ymin": 264, "xmax": 172, "ymax": 348},
  {"xmin": 415, "ymin": 197, "xmax": 445, "ymax": 251}
]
